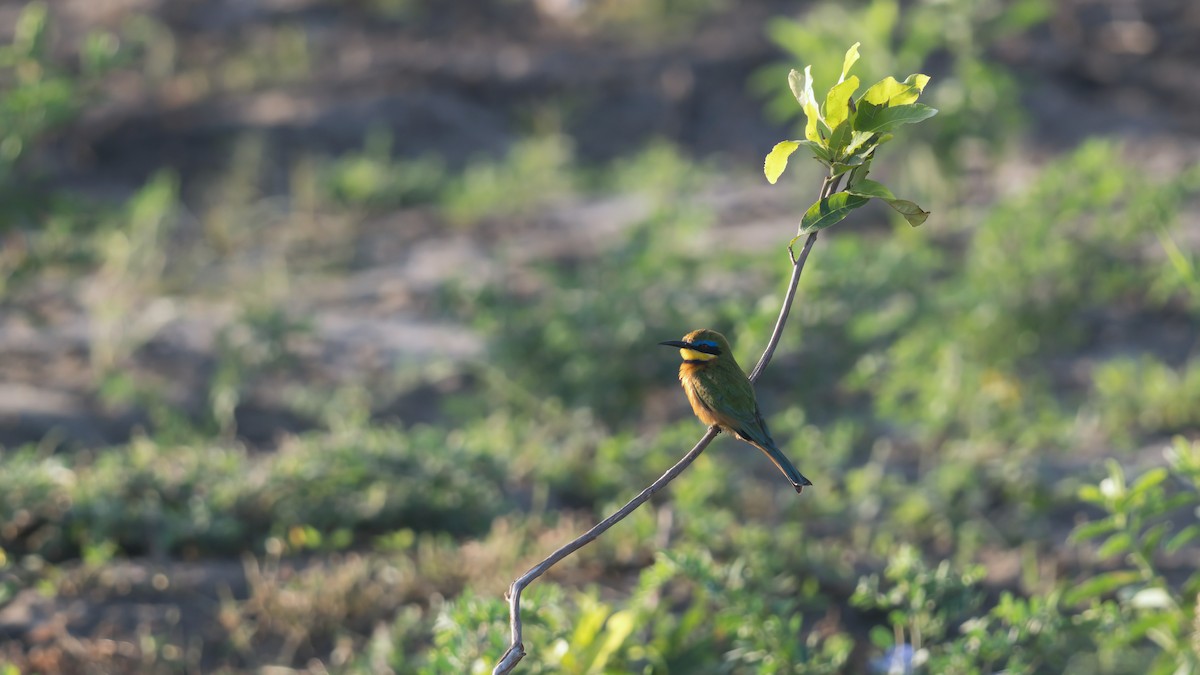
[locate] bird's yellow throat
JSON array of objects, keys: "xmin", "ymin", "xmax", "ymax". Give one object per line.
[{"xmin": 679, "ymin": 348, "xmax": 718, "ymax": 362}]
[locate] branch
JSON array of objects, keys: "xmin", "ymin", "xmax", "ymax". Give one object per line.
[
  {"xmin": 749, "ymin": 175, "xmax": 838, "ymax": 383},
  {"xmin": 493, "ymin": 174, "xmax": 841, "ymax": 675},
  {"xmin": 493, "ymin": 426, "xmax": 719, "ymax": 673}
]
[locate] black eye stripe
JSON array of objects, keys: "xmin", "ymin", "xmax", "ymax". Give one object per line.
[{"xmin": 687, "ymin": 342, "xmax": 722, "ymax": 356}]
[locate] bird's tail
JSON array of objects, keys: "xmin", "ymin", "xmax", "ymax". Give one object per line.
[{"xmin": 751, "ymin": 439, "xmax": 813, "ymax": 494}]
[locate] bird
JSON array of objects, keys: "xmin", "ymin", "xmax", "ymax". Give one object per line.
[{"xmin": 660, "ymin": 328, "xmax": 813, "ymax": 493}]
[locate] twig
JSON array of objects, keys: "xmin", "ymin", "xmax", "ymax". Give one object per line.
[
  {"xmin": 493, "ymin": 427, "xmax": 719, "ymax": 673},
  {"xmin": 749, "ymin": 175, "xmax": 837, "ymax": 383},
  {"xmin": 493, "ymin": 174, "xmax": 840, "ymax": 675}
]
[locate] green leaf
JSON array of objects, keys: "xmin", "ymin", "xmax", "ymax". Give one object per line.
[
  {"xmin": 898, "ymin": 73, "xmax": 931, "ymax": 104},
  {"xmin": 766, "ymin": 140, "xmax": 833, "ymax": 182},
  {"xmin": 1097, "ymin": 532, "xmax": 1132, "ymax": 559},
  {"xmin": 1158, "ymin": 230, "xmax": 1198, "ymax": 287},
  {"xmin": 860, "ymin": 74, "xmax": 931, "ymax": 107},
  {"xmin": 827, "ymin": 121, "xmax": 853, "ymax": 159},
  {"xmin": 824, "ymin": 76, "xmax": 860, "ymax": 131},
  {"xmin": 787, "ymin": 68, "xmax": 806, "ymax": 105},
  {"xmin": 844, "ymin": 130, "xmax": 878, "ymax": 158},
  {"xmin": 1140, "ymin": 522, "xmax": 1170, "ymax": 553},
  {"xmin": 592, "ymin": 609, "xmax": 637, "ymax": 670},
  {"xmin": 886, "ymin": 199, "xmax": 931, "ymax": 227},
  {"xmin": 844, "ymin": 177, "xmax": 895, "ymax": 199},
  {"xmin": 1145, "ymin": 626, "xmax": 1181, "ymax": 652},
  {"xmin": 844, "ymin": 178, "xmax": 930, "ymax": 227},
  {"xmin": 869, "ymin": 625, "xmax": 892, "ymax": 649},
  {"xmin": 1165, "ymin": 524, "xmax": 1200, "ymax": 554},
  {"xmin": 1071, "ymin": 518, "xmax": 1116, "ymax": 542},
  {"xmin": 1064, "ymin": 570, "xmax": 1142, "ymax": 605},
  {"xmin": 789, "ymin": 66, "xmax": 824, "ymax": 143},
  {"xmin": 1141, "ymin": 492, "xmax": 1195, "ymax": 519},
  {"xmin": 1125, "ymin": 612, "xmax": 1171, "ymax": 641},
  {"xmin": 798, "ymin": 193, "xmax": 870, "ymax": 235},
  {"xmin": 764, "ymin": 141, "xmax": 800, "ymax": 184},
  {"xmin": 839, "ymin": 42, "xmax": 861, "ymax": 83},
  {"xmin": 860, "ymin": 76, "xmax": 907, "ymax": 106},
  {"xmin": 14, "ymin": 2, "xmax": 49, "ymax": 57},
  {"xmin": 798, "ymin": 139, "xmax": 833, "ymax": 163},
  {"xmin": 82, "ymin": 31, "xmax": 121, "ymax": 75},
  {"xmin": 846, "ymin": 157, "xmax": 874, "ymax": 187},
  {"xmin": 1130, "ymin": 467, "xmax": 1168, "ymax": 497},
  {"xmin": 854, "ymin": 102, "xmax": 939, "ymax": 133},
  {"xmin": 1078, "ymin": 484, "xmax": 1105, "ymax": 505},
  {"xmin": 831, "ymin": 154, "xmax": 866, "ymax": 174}
]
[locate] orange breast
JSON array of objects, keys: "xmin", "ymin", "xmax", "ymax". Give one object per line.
[{"xmin": 680, "ymin": 366, "xmax": 722, "ymax": 427}]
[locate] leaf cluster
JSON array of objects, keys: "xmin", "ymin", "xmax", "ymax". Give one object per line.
[{"xmin": 763, "ymin": 44, "xmax": 934, "ymax": 241}]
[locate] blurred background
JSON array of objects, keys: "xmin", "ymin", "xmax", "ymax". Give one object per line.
[{"xmin": 1, "ymin": 0, "xmax": 1199, "ymax": 672}]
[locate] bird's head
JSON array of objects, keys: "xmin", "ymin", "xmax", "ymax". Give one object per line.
[{"xmin": 659, "ymin": 328, "xmax": 732, "ymax": 364}]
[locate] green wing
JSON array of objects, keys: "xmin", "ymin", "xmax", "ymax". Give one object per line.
[{"xmin": 693, "ymin": 365, "xmax": 766, "ymax": 441}]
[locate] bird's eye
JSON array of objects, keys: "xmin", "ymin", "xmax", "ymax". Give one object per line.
[{"xmin": 689, "ymin": 339, "xmax": 721, "ymax": 355}]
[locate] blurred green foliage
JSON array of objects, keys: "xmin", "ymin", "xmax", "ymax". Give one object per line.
[
  {"xmin": 0, "ymin": 2, "xmax": 125, "ymax": 296},
  {"xmin": 0, "ymin": 3, "xmax": 89, "ymax": 183},
  {"xmin": 1067, "ymin": 441, "xmax": 1200, "ymax": 674},
  {"xmin": 442, "ymin": 134, "xmax": 579, "ymax": 225},
  {"xmin": 0, "ymin": 423, "xmax": 508, "ymax": 560},
  {"xmin": 323, "ymin": 128, "xmax": 448, "ymax": 210}
]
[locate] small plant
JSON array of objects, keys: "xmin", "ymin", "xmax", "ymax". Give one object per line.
[
  {"xmin": 492, "ymin": 43, "xmax": 935, "ymax": 673},
  {"xmin": 851, "ymin": 544, "xmax": 985, "ymax": 670},
  {"xmin": 1067, "ymin": 441, "xmax": 1200, "ymax": 674},
  {"xmin": 763, "ymin": 42, "xmax": 933, "ymax": 245},
  {"xmin": 757, "ymin": 0, "xmax": 1050, "ymax": 167}
]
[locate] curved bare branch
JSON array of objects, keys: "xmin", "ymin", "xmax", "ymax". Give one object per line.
[{"xmin": 493, "ymin": 175, "xmax": 841, "ymax": 674}]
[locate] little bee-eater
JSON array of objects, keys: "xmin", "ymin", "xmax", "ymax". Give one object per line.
[{"xmin": 660, "ymin": 328, "xmax": 813, "ymax": 493}]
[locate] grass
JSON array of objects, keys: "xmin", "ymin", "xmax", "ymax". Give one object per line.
[{"xmin": 1, "ymin": 0, "xmax": 1199, "ymax": 673}]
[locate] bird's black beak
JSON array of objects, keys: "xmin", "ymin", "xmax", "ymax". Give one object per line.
[{"xmin": 659, "ymin": 339, "xmax": 721, "ymax": 355}]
